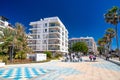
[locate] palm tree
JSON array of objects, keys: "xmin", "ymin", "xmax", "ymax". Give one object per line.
[
  {"xmin": 98, "ymin": 38, "xmax": 107, "ymax": 55},
  {"xmin": 105, "ymin": 28, "xmax": 115, "ymax": 51},
  {"xmin": 98, "ymin": 38, "xmax": 107, "ymax": 46},
  {"xmin": 104, "ymin": 6, "xmax": 120, "ymax": 60},
  {"xmin": 14, "ymin": 23, "xmax": 33, "ymax": 59},
  {"xmin": 0, "ymin": 27, "xmax": 15, "ymax": 61},
  {"xmin": 0, "ymin": 23, "xmax": 33, "ymax": 61}
]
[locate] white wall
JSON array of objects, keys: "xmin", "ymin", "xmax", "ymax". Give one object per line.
[{"xmin": 35, "ymin": 53, "xmax": 47, "ymax": 61}]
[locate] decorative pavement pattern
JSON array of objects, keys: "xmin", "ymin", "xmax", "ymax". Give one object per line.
[
  {"xmin": 0, "ymin": 67, "xmax": 51, "ymax": 80},
  {"xmin": 92, "ymin": 59, "xmax": 120, "ymax": 72},
  {"xmin": 0, "ymin": 61, "xmax": 81, "ymax": 80},
  {"xmin": 0, "ymin": 57, "xmax": 120, "ymax": 80}
]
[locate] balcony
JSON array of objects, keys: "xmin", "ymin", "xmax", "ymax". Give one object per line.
[
  {"xmin": 49, "ymin": 22, "xmax": 61, "ymax": 28},
  {"xmin": 48, "ymin": 45, "xmax": 60, "ymax": 50},
  {"xmin": 29, "ymin": 27, "xmax": 41, "ymax": 30},
  {"xmin": 49, "ymin": 30, "xmax": 60, "ymax": 34},
  {"xmin": 48, "ymin": 34, "xmax": 60, "ymax": 39},
  {"xmin": 49, "ymin": 26, "xmax": 61, "ymax": 29},
  {"xmin": 0, "ymin": 25, "xmax": 5, "ymax": 28},
  {"xmin": 28, "ymin": 44, "xmax": 36, "ymax": 46},
  {"xmin": 48, "ymin": 42, "xmax": 60, "ymax": 45},
  {"xmin": 48, "ymin": 39, "xmax": 60, "ymax": 45},
  {"xmin": 0, "ymin": 31, "xmax": 3, "ymax": 34}
]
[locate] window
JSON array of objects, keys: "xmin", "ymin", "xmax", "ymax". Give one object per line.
[
  {"xmin": 86, "ymin": 39, "xmax": 89, "ymax": 41},
  {"xmin": 0, "ymin": 22, "xmax": 4, "ymax": 26},
  {"xmin": 43, "ymin": 40, "xmax": 46, "ymax": 44},
  {"xmin": 45, "ymin": 29, "xmax": 47, "ymax": 32},
  {"xmin": 49, "ymin": 23, "xmax": 56, "ymax": 26},
  {"xmin": 33, "ymin": 35, "xmax": 37, "ymax": 39},
  {"xmin": 45, "ymin": 23, "xmax": 47, "ymax": 27},
  {"xmin": 38, "ymin": 35, "xmax": 40, "ymax": 38}
]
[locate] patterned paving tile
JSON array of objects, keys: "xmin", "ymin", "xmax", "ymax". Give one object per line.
[
  {"xmin": 92, "ymin": 60, "xmax": 120, "ymax": 72},
  {"xmin": 0, "ymin": 67, "xmax": 51, "ymax": 80},
  {"xmin": 1, "ymin": 57, "xmax": 120, "ymax": 80},
  {"xmin": 0, "ymin": 61, "xmax": 81, "ymax": 80}
]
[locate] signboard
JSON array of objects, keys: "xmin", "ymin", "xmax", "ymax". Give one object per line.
[{"xmin": 35, "ymin": 53, "xmax": 47, "ymax": 61}]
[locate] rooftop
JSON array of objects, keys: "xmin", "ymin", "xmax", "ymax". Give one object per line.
[
  {"xmin": 69, "ymin": 36, "xmax": 94, "ymax": 40},
  {"xmin": 0, "ymin": 16, "xmax": 8, "ymax": 21}
]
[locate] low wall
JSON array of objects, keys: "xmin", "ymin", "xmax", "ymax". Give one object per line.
[{"xmin": 0, "ymin": 63, "xmax": 5, "ymax": 67}]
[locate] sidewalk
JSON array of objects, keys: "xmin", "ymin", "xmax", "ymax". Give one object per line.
[
  {"xmin": 99, "ymin": 56, "xmax": 120, "ymax": 65},
  {"xmin": 0, "ymin": 56, "xmax": 120, "ymax": 80},
  {"xmin": 109, "ymin": 58, "xmax": 120, "ymax": 65}
]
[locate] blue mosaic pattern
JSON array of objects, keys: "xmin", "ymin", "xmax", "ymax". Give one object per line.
[
  {"xmin": 92, "ymin": 60, "xmax": 120, "ymax": 72},
  {"xmin": 0, "ymin": 67, "xmax": 51, "ymax": 80},
  {"xmin": 35, "ymin": 66, "xmax": 81, "ymax": 80},
  {"xmin": 0, "ymin": 61, "xmax": 82, "ymax": 80},
  {"xmin": 34, "ymin": 62, "xmax": 82, "ymax": 80}
]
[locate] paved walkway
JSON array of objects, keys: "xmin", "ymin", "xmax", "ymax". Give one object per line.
[{"xmin": 0, "ymin": 56, "xmax": 120, "ymax": 80}]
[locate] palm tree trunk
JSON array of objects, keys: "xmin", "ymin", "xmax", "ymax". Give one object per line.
[{"xmin": 115, "ymin": 25, "xmax": 120, "ymax": 61}]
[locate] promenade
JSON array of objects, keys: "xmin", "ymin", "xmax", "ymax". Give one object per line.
[{"xmin": 0, "ymin": 56, "xmax": 120, "ymax": 80}]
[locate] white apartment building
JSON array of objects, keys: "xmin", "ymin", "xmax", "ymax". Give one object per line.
[
  {"xmin": 28, "ymin": 17, "xmax": 68, "ymax": 54},
  {"xmin": 0, "ymin": 16, "xmax": 13, "ymax": 32},
  {"xmin": 0, "ymin": 16, "xmax": 13, "ymax": 44},
  {"xmin": 69, "ymin": 37, "xmax": 98, "ymax": 54},
  {"xmin": 0, "ymin": 16, "xmax": 8, "ymax": 34}
]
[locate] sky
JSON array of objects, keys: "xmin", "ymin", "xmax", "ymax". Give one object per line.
[{"xmin": 0, "ymin": 0, "xmax": 120, "ymax": 49}]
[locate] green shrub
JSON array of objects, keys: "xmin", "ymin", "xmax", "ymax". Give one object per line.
[
  {"xmin": 55, "ymin": 53, "xmax": 62, "ymax": 58},
  {"xmin": 0, "ymin": 55, "xmax": 8, "ymax": 64},
  {"xmin": 15, "ymin": 51, "xmax": 27, "ymax": 59},
  {"xmin": 44, "ymin": 51, "xmax": 52, "ymax": 58}
]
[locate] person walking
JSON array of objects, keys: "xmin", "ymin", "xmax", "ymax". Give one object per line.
[
  {"xmin": 93, "ymin": 55, "xmax": 96, "ymax": 61},
  {"xmin": 89, "ymin": 54, "xmax": 93, "ymax": 61},
  {"xmin": 78, "ymin": 52, "xmax": 82, "ymax": 62}
]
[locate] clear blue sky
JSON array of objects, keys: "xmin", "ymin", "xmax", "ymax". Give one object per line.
[{"xmin": 0, "ymin": 0, "xmax": 120, "ymax": 49}]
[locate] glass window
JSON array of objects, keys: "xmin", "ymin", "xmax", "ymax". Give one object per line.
[
  {"xmin": 49, "ymin": 23, "xmax": 56, "ymax": 26},
  {"xmin": 86, "ymin": 39, "xmax": 89, "ymax": 41},
  {"xmin": 45, "ymin": 23, "xmax": 47, "ymax": 27},
  {"xmin": 0, "ymin": 22, "xmax": 4, "ymax": 26},
  {"xmin": 43, "ymin": 40, "xmax": 46, "ymax": 44},
  {"xmin": 38, "ymin": 35, "xmax": 40, "ymax": 38},
  {"xmin": 45, "ymin": 29, "xmax": 47, "ymax": 32}
]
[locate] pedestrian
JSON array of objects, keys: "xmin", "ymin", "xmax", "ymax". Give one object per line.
[
  {"xmin": 93, "ymin": 55, "xmax": 96, "ymax": 61},
  {"xmin": 89, "ymin": 54, "xmax": 93, "ymax": 61},
  {"xmin": 72, "ymin": 54, "xmax": 75, "ymax": 62},
  {"xmin": 78, "ymin": 52, "xmax": 82, "ymax": 62}
]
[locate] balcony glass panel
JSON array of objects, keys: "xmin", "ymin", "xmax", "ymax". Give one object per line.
[
  {"xmin": 48, "ymin": 40, "xmax": 60, "ymax": 44},
  {"xmin": 49, "ymin": 22, "xmax": 60, "ymax": 27},
  {"xmin": 48, "ymin": 45, "xmax": 60, "ymax": 50},
  {"xmin": 49, "ymin": 34, "xmax": 60, "ymax": 38}
]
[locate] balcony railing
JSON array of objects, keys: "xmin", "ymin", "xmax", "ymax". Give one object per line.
[
  {"xmin": 48, "ymin": 48, "xmax": 60, "ymax": 50},
  {"xmin": 48, "ymin": 42, "xmax": 60, "ymax": 44},
  {"xmin": 49, "ymin": 25, "xmax": 60, "ymax": 28},
  {"xmin": 29, "ymin": 27, "xmax": 41, "ymax": 30},
  {"xmin": 49, "ymin": 30, "xmax": 60, "ymax": 33},
  {"xmin": 28, "ymin": 44, "xmax": 36, "ymax": 46},
  {"xmin": 48, "ymin": 35, "xmax": 60, "ymax": 38},
  {"xmin": 0, "ymin": 25, "xmax": 5, "ymax": 28}
]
